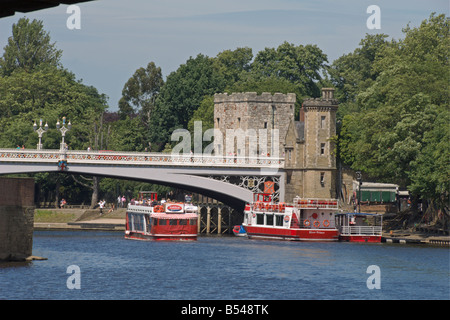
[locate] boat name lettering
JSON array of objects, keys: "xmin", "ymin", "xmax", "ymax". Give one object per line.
[{"xmin": 167, "ymin": 205, "xmax": 182, "ymax": 211}]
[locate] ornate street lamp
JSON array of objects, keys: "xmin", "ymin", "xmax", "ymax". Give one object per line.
[
  {"xmin": 33, "ymin": 119, "xmax": 48, "ymax": 150},
  {"xmin": 56, "ymin": 117, "xmax": 71, "ymax": 151}
]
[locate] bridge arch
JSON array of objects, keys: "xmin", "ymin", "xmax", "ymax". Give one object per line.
[{"xmin": 0, "ymin": 162, "xmax": 259, "ymax": 209}]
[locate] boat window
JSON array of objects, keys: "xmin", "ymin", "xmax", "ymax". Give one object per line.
[
  {"xmin": 189, "ymin": 219, "xmax": 197, "ymax": 226},
  {"xmin": 266, "ymin": 214, "xmax": 274, "ymax": 226},
  {"xmin": 275, "ymin": 215, "xmax": 284, "ymax": 226},
  {"xmin": 159, "ymin": 219, "xmax": 167, "ymax": 226},
  {"xmin": 169, "ymin": 219, "xmax": 178, "ymax": 226},
  {"xmin": 179, "ymin": 219, "xmax": 187, "ymax": 225},
  {"xmin": 131, "ymin": 214, "xmax": 144, "ymax": 231},
  {"xmin": 256, "ymin": 213, "xmax": 264, "ymax": 225}
]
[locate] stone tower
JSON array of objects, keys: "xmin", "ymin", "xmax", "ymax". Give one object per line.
[
  {"xmin": 213, "ymin": 92, "xmax": 296, "ymax": 157},
  {"xmin": 284, "ymin": 88, "xmax": 338, "ymax": 200}
]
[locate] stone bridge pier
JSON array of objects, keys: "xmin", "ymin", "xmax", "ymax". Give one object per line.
[{"xmin": 0, "ymin": 177, "xmax": 35, "ymax": 261}]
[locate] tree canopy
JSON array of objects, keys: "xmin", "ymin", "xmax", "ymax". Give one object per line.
[{"xmin": 330, "ymin": 13, "xmax": 449, "ymax": 206}]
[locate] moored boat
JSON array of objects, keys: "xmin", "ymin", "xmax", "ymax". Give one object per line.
[
  {"xmin": 242, "ymin": 193, "xmax": 339, "ymax": 241},
  {"xmin": 232, "ymin": 225, "xmax": 247, "ymax": 237},
  {"xmin": 336, "ymin": 212, "xmax": 383, "ymax": 243},
  {"xmin": 125, "ymin": 191, "xmax": 198, "ymax": 241}
]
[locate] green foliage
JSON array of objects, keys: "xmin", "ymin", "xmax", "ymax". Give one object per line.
[
  {"xmin": 118, "ymin": 61, "xmax": 164, "ymax": 121},
  {"xmin": 0, "ymin": 66, "xmax": 108, "ymax": 149},
  {"xmin": 251, "ymin": 41, "xmax": 328, "ymax": 97},
  {"xmin": 334, "ymin": 13, "xmax": 449, "ymax": 205},
  {"xmin": 0, "ymin": 17, "xmax": 62, "ymax": 76},
  {"xmin": 150, "ymin": 54, "xmax": 227, "ymax": 150}
]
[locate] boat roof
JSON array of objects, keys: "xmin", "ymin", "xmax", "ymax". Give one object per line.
[
  {"xmin": 151, "ymin": 213, "xmax": 197, "ymax": 219},
  {"xmin": 336, "ymin": 212, "xmax": 382, "ymax": 216}
]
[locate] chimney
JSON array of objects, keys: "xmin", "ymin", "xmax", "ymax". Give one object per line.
[
  {"xmin": 299, "ymin": 104, "xmax": 305, "ymax": 122},
  {"xmin": 321, "ymin": 88, "xmax": 335, "ymax": 100}
]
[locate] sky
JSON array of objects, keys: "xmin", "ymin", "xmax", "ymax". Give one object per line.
[{"xmin": 0, "ymin": 0, "xmax": 448, "ymax": 111}]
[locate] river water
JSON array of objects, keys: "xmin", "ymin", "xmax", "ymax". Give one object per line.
[{"xmin": 0, "ymin": 230, "xmax": 448, "ymax": 300}]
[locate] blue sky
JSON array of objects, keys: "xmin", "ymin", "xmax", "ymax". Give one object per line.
[{"xmin": 0, "ymin": 0, "xmax": 448, "ymax": 110}]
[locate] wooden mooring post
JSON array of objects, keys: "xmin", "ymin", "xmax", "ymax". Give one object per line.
[{"xmin": 196, "ymin": 203, "xmax": 242, "ymax": 235}]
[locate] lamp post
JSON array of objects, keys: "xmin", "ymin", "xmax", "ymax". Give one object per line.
[
  {"xmin": 56, "ymin": 117, "xmax": 71, "ymax": 151},
  {"xmin": 356, "ymin": 171, "xmax": 362, "ymax": 213},
  {"xmin": 33, "ymin": 119, "xmax": 48, "ymax": 150}
]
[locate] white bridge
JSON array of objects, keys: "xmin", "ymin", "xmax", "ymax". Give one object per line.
[{"xmin": 0, "ymin": 149, "xmax": 285, "ymax": 209}]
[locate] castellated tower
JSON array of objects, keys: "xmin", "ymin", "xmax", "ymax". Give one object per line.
[
  {"xmin": 214, "ymin": 89, "xmax": 338, "ymax": 201},
  {"xmin": 213, "ymin": 92, "xmax": 296, "ymax": 157},
  {"xmin": 284, "ymin": 88, "xmax": 338, "ymax": 200}
]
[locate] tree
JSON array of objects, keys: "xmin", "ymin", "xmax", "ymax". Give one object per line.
[
  {"xmin": 213, "ymin": 47, "xmax": 253, "ymax": 85},
  {"xmin": 251, "ymin": 41, "xmax": 328, "ymax": 97},
  {"xmin": 0, "ymin": 17, "xmax": 62, "ymax": 76},
  {"xmin": 336, "ymin": 13, "xmax": 449, "ymax": 209},
  {"xmin": 150, "ymin": 54, "xmax": 226, "ymax": 150},
  {"xmin": 118, "ymin": 61, "xmax": 164, "ymax": 122}
]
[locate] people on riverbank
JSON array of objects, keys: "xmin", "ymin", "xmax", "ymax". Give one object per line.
[{"xmin": 98, "ymin": 199, "xmax": 106, "ymax": 214}]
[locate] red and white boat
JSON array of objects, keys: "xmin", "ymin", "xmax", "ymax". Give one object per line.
[
  {"xmin": 242, "ymin": 193, "xmax": 339, "ymax": 241},
  {"xmin": 336, "ymin": 212, "xmax": 383, "ymax": 243},
  {"xmin": 125, "ymin": 191, "xmax": 198, "ymax": 241}
]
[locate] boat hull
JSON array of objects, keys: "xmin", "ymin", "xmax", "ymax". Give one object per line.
[
  {"xmin": 339, "ymin": 235, "xmax": 381, "ymax": 243},
  {"xmin": 125, "ymin": 231, "xmax": 197, "ymax": 241},
  {"xmin": 244, "ymin": 225, "xmax": 339, "ymax": 241}
]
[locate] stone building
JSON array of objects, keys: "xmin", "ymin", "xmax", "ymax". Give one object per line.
[
  {"xmin": 284, "ymin": 88, "xmax": 338, "ymax": 200},
  {"xmin": 213, "ymin": 88, "xmax": 338, "ymax": 200}
]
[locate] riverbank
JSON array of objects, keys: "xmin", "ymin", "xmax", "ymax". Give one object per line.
[
  {"xmin": 33, "ymin": 208, "xmax": 126, "ymax": 231},
  {"xmin": 381, "ymin": 229, "xmax": 450, "ymax": 246}
]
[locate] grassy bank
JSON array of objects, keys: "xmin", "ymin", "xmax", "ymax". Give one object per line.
[{"xmin": 34, "ymin": 208, "xmax": 126, "ymax": 223}]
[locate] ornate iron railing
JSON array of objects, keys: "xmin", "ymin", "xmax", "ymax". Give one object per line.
[{"xmin": 0, "ymin": 149, "xmax": 284, "ymax": 168}]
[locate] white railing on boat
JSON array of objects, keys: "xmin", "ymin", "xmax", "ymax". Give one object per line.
[
  {"xmin": 293, "ymin": 198, "xmax": 339, "ymax": 210},
  {"xmin": 339, "ymin": 226, "xmax": 382, "ymax": 236}
]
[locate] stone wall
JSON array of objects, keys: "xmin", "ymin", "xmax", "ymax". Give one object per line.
[
  {"xmin": 0, "ymin": 177, "xmax": 35, "ymax": 261},
  {"xmin": 214, "ymin": 92, "xmax": 296, "ymax": 157}
]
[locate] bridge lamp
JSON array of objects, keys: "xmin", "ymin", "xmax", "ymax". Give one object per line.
[
  {"xmin": 56, "ymin": 117, "xmax": 71, "ymax": 151},
  {"xmin": 33, "ymin": 119, "xmax": 49, "ymax": 150}
]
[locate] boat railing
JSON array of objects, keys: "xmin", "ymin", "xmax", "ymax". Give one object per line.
[
  {"xmin": 340, "ymin": 226, "xmax": 382, "ymax": 236},
  {"xmin": 293, "ymin": 198, "xmax": 339, "ymax": 210},
  {"xmin": 299, "ymin": 218, "xmax": 336, "ymax": 229}
]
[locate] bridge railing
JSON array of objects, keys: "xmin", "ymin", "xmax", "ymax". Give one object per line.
[{"xmin": 0, "ymin": 149, "xmax": 284, "ymax": 168}]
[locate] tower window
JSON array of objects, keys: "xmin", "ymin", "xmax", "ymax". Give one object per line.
[
  {"xmin": 320, "ymin": 172, "xmax": 325, "ymax": 187},
  {"xmin": 321, "ymin": 116, "xmax": 326, "ymax": 128},
  {"xmin": 320, "ymin": 143, "xmax": 325, "ymax": 155}
]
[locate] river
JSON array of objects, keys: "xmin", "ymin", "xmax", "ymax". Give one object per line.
[{"xmin": 0, "ymin": 230, "xmax": 448, "ymax": 300}]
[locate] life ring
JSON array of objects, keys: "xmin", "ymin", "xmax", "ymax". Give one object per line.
[
  {"xmin": 323, "ymin": 220, "xmax": 330, "ymax": 227},
  {"xmin": 154, "ymin": 205, "xmax": 164, "ymax": 213},
  {"xmin": 304, "ymin": 219, "xmax": 311, "ymax": 227},
  {"xmin": 313, "ymin": 220, "xmax": 320, "ymax": 228}
]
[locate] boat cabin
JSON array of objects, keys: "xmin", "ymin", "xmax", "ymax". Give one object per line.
[
  {"xmin": 336, "ymin": 212, "xmax": 383, "ymax": 242},
  {"xmin": 253, "ymin": 193, "xmax": 272, "ymax": 203}
]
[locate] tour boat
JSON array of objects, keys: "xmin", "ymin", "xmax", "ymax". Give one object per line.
[
  {"xmin": 336, "ymin": 212, "xmax": 383, "ymax": 243},
  {"xmin": 125, "ymin": 191, "xmax": 198, "ymax": 241},
  {"xmin": 242, "ymin": 193, "xmax": 340, "ymax": 241}
]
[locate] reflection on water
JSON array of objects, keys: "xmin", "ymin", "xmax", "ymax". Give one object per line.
[{"xmin": 0, "ymin": 231, "xmax": 448, "ymax": 300}]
